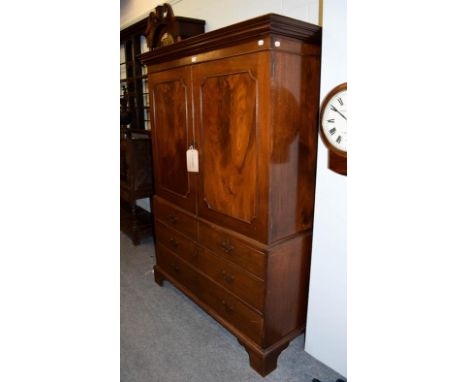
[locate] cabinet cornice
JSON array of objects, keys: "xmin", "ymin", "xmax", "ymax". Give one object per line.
[{"xmin": 140, "ymin": 13, "xmax": 321, "ymax": 66}]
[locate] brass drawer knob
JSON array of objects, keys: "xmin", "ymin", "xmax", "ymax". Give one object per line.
[
  {"xmin": 221, "ymin": 270, "xmax": 235, "ymax": 283},
  {"xmin": 219, "ymin": 239, "xmax": 234, "ymax": 254},
  {"xmin": 221, "ymin": 300, "xmax": 234, "ymax": 314},
  {"xmin": 169, "ymin": 237, "xmax": 178, "ymax": 248},
  {"xmin": 167, "ymin": 214, "xmax": 179, "ymax": 224}
]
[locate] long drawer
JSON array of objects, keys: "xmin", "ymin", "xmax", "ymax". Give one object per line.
[
  {"xmin": 154, "ymin": 197, "xmax": 198, "ymax": 240},
  {"xmin": 157, "ymin": 243, "xmax": 263, "ymax": 344},
  {"xmin": 156, "ymin": 221, "xmax": 265, "ymax": 312},
  {"xmin": 199, "ymin": 222, "xmax": 266, "ymax": 279},
  {"xmin": 156, "ymin": 222, "xmax": 200, "ymax": 259}
]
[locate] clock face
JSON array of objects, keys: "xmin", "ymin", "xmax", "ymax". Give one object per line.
[
  {"xmin": 160, "ymin": 32, "xmax": 175, "ymax": 47},
  {"xmin": 322, "ymin": 89, "xmax": 347, "ymax": 153}
]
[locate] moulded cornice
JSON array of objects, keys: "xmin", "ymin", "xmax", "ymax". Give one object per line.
[{"xmin": 139, "ymin": 13, "xmax": 321, "ymax": 66}]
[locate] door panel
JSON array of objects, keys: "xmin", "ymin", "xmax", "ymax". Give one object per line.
[
  {"xmin": 201, "ymin": 72, "xmax": 257, "ymax": 222},
  {"xmin": 192, "ymin": 53, "xmax": 270, "ymax": 240},
  {"xmin": 148, "ymin": 66, "xmax": 196, "ymax": 213}
]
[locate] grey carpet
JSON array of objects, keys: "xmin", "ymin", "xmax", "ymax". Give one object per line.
[{"xmin": 121, "ymin": 232, "xmax": 344, "ymax": 382}]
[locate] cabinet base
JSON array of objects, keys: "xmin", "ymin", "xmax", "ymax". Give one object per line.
[
  {"xmin": 154, "ymin": 265, "xmax": 165, "ymax": 286},
  {"xmin": 152, "ymin": 264, "xmax": 304, "ymax": 377},
  {"xmin": 238, "ymin": 338, "xmax": 290, "ymax": 377}
]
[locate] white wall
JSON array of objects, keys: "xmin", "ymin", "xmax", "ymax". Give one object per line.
[
  {"xmin": 121, "ymin": 0, "xmax": 319, "ymax": 32},
  {"xmin": 121, "ymin": 0, "xmax": 347, "ymax": 376},
  {"xmin": 304, "ymin": 0, "xmax": 347, "ymax": 377}
]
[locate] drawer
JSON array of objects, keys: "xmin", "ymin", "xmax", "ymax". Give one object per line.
[
  {"xmin": 154, "ymin": 197, "xmax": 198, "ymax": 240},
  {"xmin": 157, "ymin": 244, "xmax": 263, "ymax": 345},
  {"xmin": 196, "ymin": 270, "xmax": 263, "ymax": 344},
  {"xmin": 195, "ymin": 249, "xmax": 264, "ymax": 312},
  {"xmin": 199, "ymin": 222, "xmax": 266, "ymax": 279},
  {"xmin": 157, "ymin": 243, "xmax": 200, "ymax": 295},
  {"xmin": 156, "ymin": 222, "xmax": 200, "ymax": 262},
  {"xmin": 157, "ymin": 222, "xmax": 263, "ymax": 311}
]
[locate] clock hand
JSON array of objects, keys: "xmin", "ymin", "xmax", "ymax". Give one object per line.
[{"xmin": 330, "ymin": 105, "xmax": 347, "ymax": 121}]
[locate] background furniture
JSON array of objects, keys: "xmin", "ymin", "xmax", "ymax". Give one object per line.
[
  {"xmin": 120, "ymin": 9, "xmax": 205, "ymax": 245},
  {"xmin": 120, "ymin": 128, "xmax": 153, "ymax": 245},
  {"xmin": 141, "ymin": 13, "xmax": 321, "ymax": 376}
]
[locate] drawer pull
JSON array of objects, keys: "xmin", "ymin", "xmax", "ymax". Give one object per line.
[
  {"xmin": 169, "ymin": 237, "xmax": 178, "ymax": 248},
  {"xmin": 219, "ymin": 239, "xmax": 234, "ymax": 254},
  {"xmin": 172, "ymin": 264, "xmax": 180, "ymax": 273},
  {"xmin": 221, "ymin": 300, "xmax": 234, "ymax": 314},
  {"xmin": 221, "ymin": 270, "xmax": 235, "ymax": 284},
  {"xmin": 167, "ymin": 214, "xmax": 179, "ymax": 224}
]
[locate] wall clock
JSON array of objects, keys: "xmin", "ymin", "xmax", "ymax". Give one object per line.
[{"xmin": 320, "ymin": 82, "xmax": 347, "ymax": 176}]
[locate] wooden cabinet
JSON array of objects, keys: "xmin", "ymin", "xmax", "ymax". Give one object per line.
[
  {"xmin": 120, "ymin": 129, "xmax": 153, "ymax": 245},
  {"xmin": 141, "ymin": 14, "xmax": 322, "ymax": 376}
]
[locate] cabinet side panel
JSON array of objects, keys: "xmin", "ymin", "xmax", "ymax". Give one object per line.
[
  {"xmin": 263, "ymin": 234, "xmax": 312, "ymax": 347},
  {"xmin": 268, "ymin": 48, "xmax": 321, "ymax": 242}
]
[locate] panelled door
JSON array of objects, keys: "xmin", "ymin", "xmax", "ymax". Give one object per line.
[
  {"xmin": 192, "ymin": 53, "xmax": 270, "ymax": 241},
  {"xmin": 148, "ymin": 66, "xmax": 197, "ymax": 213}
]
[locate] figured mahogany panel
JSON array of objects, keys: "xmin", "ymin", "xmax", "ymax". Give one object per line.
[
  {"xmin": 149, "ymin": 66, "xmax": 196, "ymax": 213},
  {"xmin": 200, "ymin": 71, "xmax": 257, "ymax": 221},
  {"xmin": 153, "ymin": 80, "xmax": 188, "ymax": 194},
  {"xmin": 192, "ymin": 53, "xmax": 271, "ymax": 241}
]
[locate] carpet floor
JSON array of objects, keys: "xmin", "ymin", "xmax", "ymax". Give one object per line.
[{"xmin": 121, "ymin": 232, "xmax": 344, "ymax": 382}]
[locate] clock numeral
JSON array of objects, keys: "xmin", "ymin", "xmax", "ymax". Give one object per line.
[
  {"xmin": 338, "ymin": 97, "xmax": 343, "ymax": 106},
  {"xmin": 329, "ymin": 128, "xmax": 336, "ymax": 135},
  {"xmin": 336, "ymin": 135, "xmax": 342, "ymax": 144},
  {"xmin": 327, "ymin": 119, "xmax": 335, "ymax": 123}
]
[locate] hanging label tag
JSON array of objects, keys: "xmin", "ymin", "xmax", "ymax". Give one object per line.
[{"xmin": 186, "ymin": 146, "xmax": 199, "ymax": 172}]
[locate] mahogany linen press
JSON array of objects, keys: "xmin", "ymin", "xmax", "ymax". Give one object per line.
[{"xmin": 140, "ymin": 13, "xmax": 322, "ymax": 376}]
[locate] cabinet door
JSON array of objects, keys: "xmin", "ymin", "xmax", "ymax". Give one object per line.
[
  {"xmin": 148, "ymin": 66, "xmax": 196, "ymax": 213},
  {"xmin": 192, "ymin": 53, "xmax": 270, "ymax": 241}
]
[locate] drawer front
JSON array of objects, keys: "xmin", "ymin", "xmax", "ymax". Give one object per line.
[
  {"xmin": 157, "ymin": 222, "xmax": 264, "ymax": 312},
  {"xmin": 156, "ymin": 222, "xmax": 200, "ymax": 261},
  {"xmin": 199, "ymin": 222, "xmax": 265, "ymax": 279},
  {"xmin": 154, "ymin": 197, "xmax": 198, "ymax": 240},
  {"xmin": 196, "ymin": 271, "xmax": 263, "ymax": 344},
  {"xmin": 157, "ymin": 243, "xmax": 200, "ymax": 295},
  {"xmin": 157, "ymin": 244, "xmax": 263, "ymax": 344},
  {"xmin": 196, "ymin": 249, "xmax": 264, "ymax": 312}
]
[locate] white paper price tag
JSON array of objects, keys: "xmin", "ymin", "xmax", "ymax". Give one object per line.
[{"xmin": 186, "ymin": 147, "xmax": 199, "ymax": 172}]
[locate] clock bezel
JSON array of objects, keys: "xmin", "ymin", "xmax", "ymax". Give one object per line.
[{"xmin": 320, "ymin": 82, "xmax": 347, "ymax": 158}]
